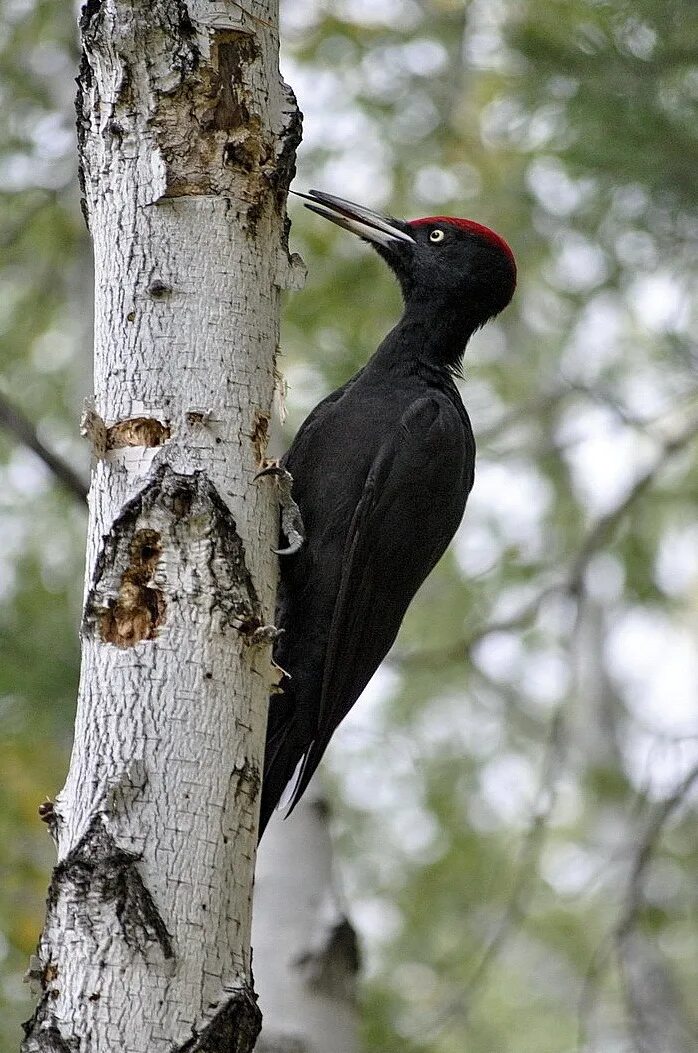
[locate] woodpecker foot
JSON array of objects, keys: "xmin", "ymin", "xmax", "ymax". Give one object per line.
[
  {"xmin": 38, "ymin": 799, "xmax": 56, "ymax": 824},
  {"xmin": 254, "ymin": 460, "xmax": 305, "ymax": 555}
]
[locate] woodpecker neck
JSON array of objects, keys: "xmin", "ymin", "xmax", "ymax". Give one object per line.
[{"xmin": 378, "ymin": 296, "xmax": 480, "ymax": 373}]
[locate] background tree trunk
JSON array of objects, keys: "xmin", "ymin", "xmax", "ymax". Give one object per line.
[
  {"xmin": 22, "ymin": 2, "xmax": 301, "ymax": 1050},
  {"xmin": 253, "ymin": 791, "xmax": 360, "ymax": 1053}
]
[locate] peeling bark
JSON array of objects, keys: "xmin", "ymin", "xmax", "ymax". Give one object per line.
[
  {"xmin": 106, "ymin": 417, "xmax": 171, "ymax": 449},
  {"xmin": 25, "ymin": 1, "xmax": 300, "ymax": 1050}
]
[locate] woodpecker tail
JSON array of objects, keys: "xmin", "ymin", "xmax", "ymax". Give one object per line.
[{"xmin": 258, "ymin": 687, "xmax": 312, "ymax": 841}]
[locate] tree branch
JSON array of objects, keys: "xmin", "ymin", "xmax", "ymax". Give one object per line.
[
  {"xmin": 0, "ymin": 390, "xmax": 88, "ymax": 503},
  {"xmin": 616, "ymin": 762, "xmax": 698, "ymax": 941}
]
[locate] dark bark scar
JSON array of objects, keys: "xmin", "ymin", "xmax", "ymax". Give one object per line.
[
  {"xmin": 22, "ymin": 814, "xmax": 173, "ymax": 1052},
  {"xmin": 97, "ymin": 528, "xmax": 165, "ymax": 648},
  {"xmin": 84, "ymin": 464, "xmax": 263, "ymax": 648},
  {"xmin": 294, "ymin": 917, "xmax": 360, "ymax": 1000},
  {"xmin": 50, "ymin": 814, "xmax": 174, "ymax": 960},
  {"xmin": 250, "ymin": 409, "xmax": 270, "ymax": 464},
  {"xmin": 171, "ymin": 986, "xmax": 261, "ymax": 1053}
]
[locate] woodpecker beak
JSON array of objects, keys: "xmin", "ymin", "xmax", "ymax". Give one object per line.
[{"xmin": 292, "ymin": 189, "xmax": 415, "ymax": 250}]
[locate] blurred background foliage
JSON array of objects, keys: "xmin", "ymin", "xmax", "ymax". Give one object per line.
[{"xmin": 1, "ymin": 0, "xmax": 697, "ymax": 1050}]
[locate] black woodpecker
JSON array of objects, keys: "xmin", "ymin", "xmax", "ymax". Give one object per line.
[{"xmin": 258, "ymin": 189, "xmax": 516, "ymax": 839}]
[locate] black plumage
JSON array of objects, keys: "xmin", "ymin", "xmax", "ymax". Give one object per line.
[{"xmin": 258, "ymin": 190, "xmax": 516, "ymax": 839}]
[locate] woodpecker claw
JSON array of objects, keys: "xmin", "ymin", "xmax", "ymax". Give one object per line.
[
  {"xmin": 254, "ymin": 460, "xmax": 305, "ymax": 556},
  {"xmin": 273, "ymin": 538, "xmax": 303, "ymax": 557},
  {"xmin": 253, "ymin": 462, "xmax": 283, "ymax": 481}
]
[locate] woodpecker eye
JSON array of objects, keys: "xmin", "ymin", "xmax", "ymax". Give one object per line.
[{"xmin": 429, "ymin": 229, "xmax": 445, "ymax": 243}]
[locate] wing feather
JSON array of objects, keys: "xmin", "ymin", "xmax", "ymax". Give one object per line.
[{"xmin": 283, "ymin": 394, "xmax": 473, "ymax": 813}]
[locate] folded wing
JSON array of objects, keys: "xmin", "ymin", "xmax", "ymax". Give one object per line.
[{"xmin": 281, "ymin": 393, "xmax": 474, "ymax": 815}]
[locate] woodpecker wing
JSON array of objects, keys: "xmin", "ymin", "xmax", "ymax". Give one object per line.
[{"xmin": 283, "ymin": 393, "xmax": 474, "ymax": 814}]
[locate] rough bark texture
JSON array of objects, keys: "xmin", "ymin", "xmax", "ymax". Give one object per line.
[
  {"xmin": 253, "ymin": 792, "xmax": 359, "ymax": 1053},
  {"xmin": 24, "ymin": 2, "xmax": 301, "ymax": 1050}
]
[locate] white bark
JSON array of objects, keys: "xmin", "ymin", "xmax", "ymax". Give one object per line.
[
  {"xmin": 24, "ymin": 2, "xmax": 301, "ymax": 1050},
  {"xmin": 253, "ymin": 791, "xmax": 359, "ymax": 1053}
]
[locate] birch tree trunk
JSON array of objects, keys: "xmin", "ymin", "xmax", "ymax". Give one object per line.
[
  {"xmin": 23, "ymin": 2, "xmax": 301, "ymax": 1050},
  {"xmin": 253, "ymin": 791, "xmax": 360, "ymax": 1053}
]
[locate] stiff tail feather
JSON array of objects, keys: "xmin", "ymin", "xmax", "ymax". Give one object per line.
[{"xmin": 258, "ymin": 715, "xmax": 314, "ymax": 841}]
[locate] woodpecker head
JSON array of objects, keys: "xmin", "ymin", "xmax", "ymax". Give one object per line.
[{"xmin": 295, "ymin": 189, "xmax": 516, "ymax": 329}]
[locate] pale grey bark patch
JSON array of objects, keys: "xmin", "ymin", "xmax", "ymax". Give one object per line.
[
  {"xmin": 83, "ymin": 463, "xmax": 266, "ymax": 648},
  {"xmin": 76, "ymin": 0, "xmax": 201, "ymax": 216},
  {"xmin": 172, "ymin": 987, "xmax": 262, "ymax": 1053}
]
